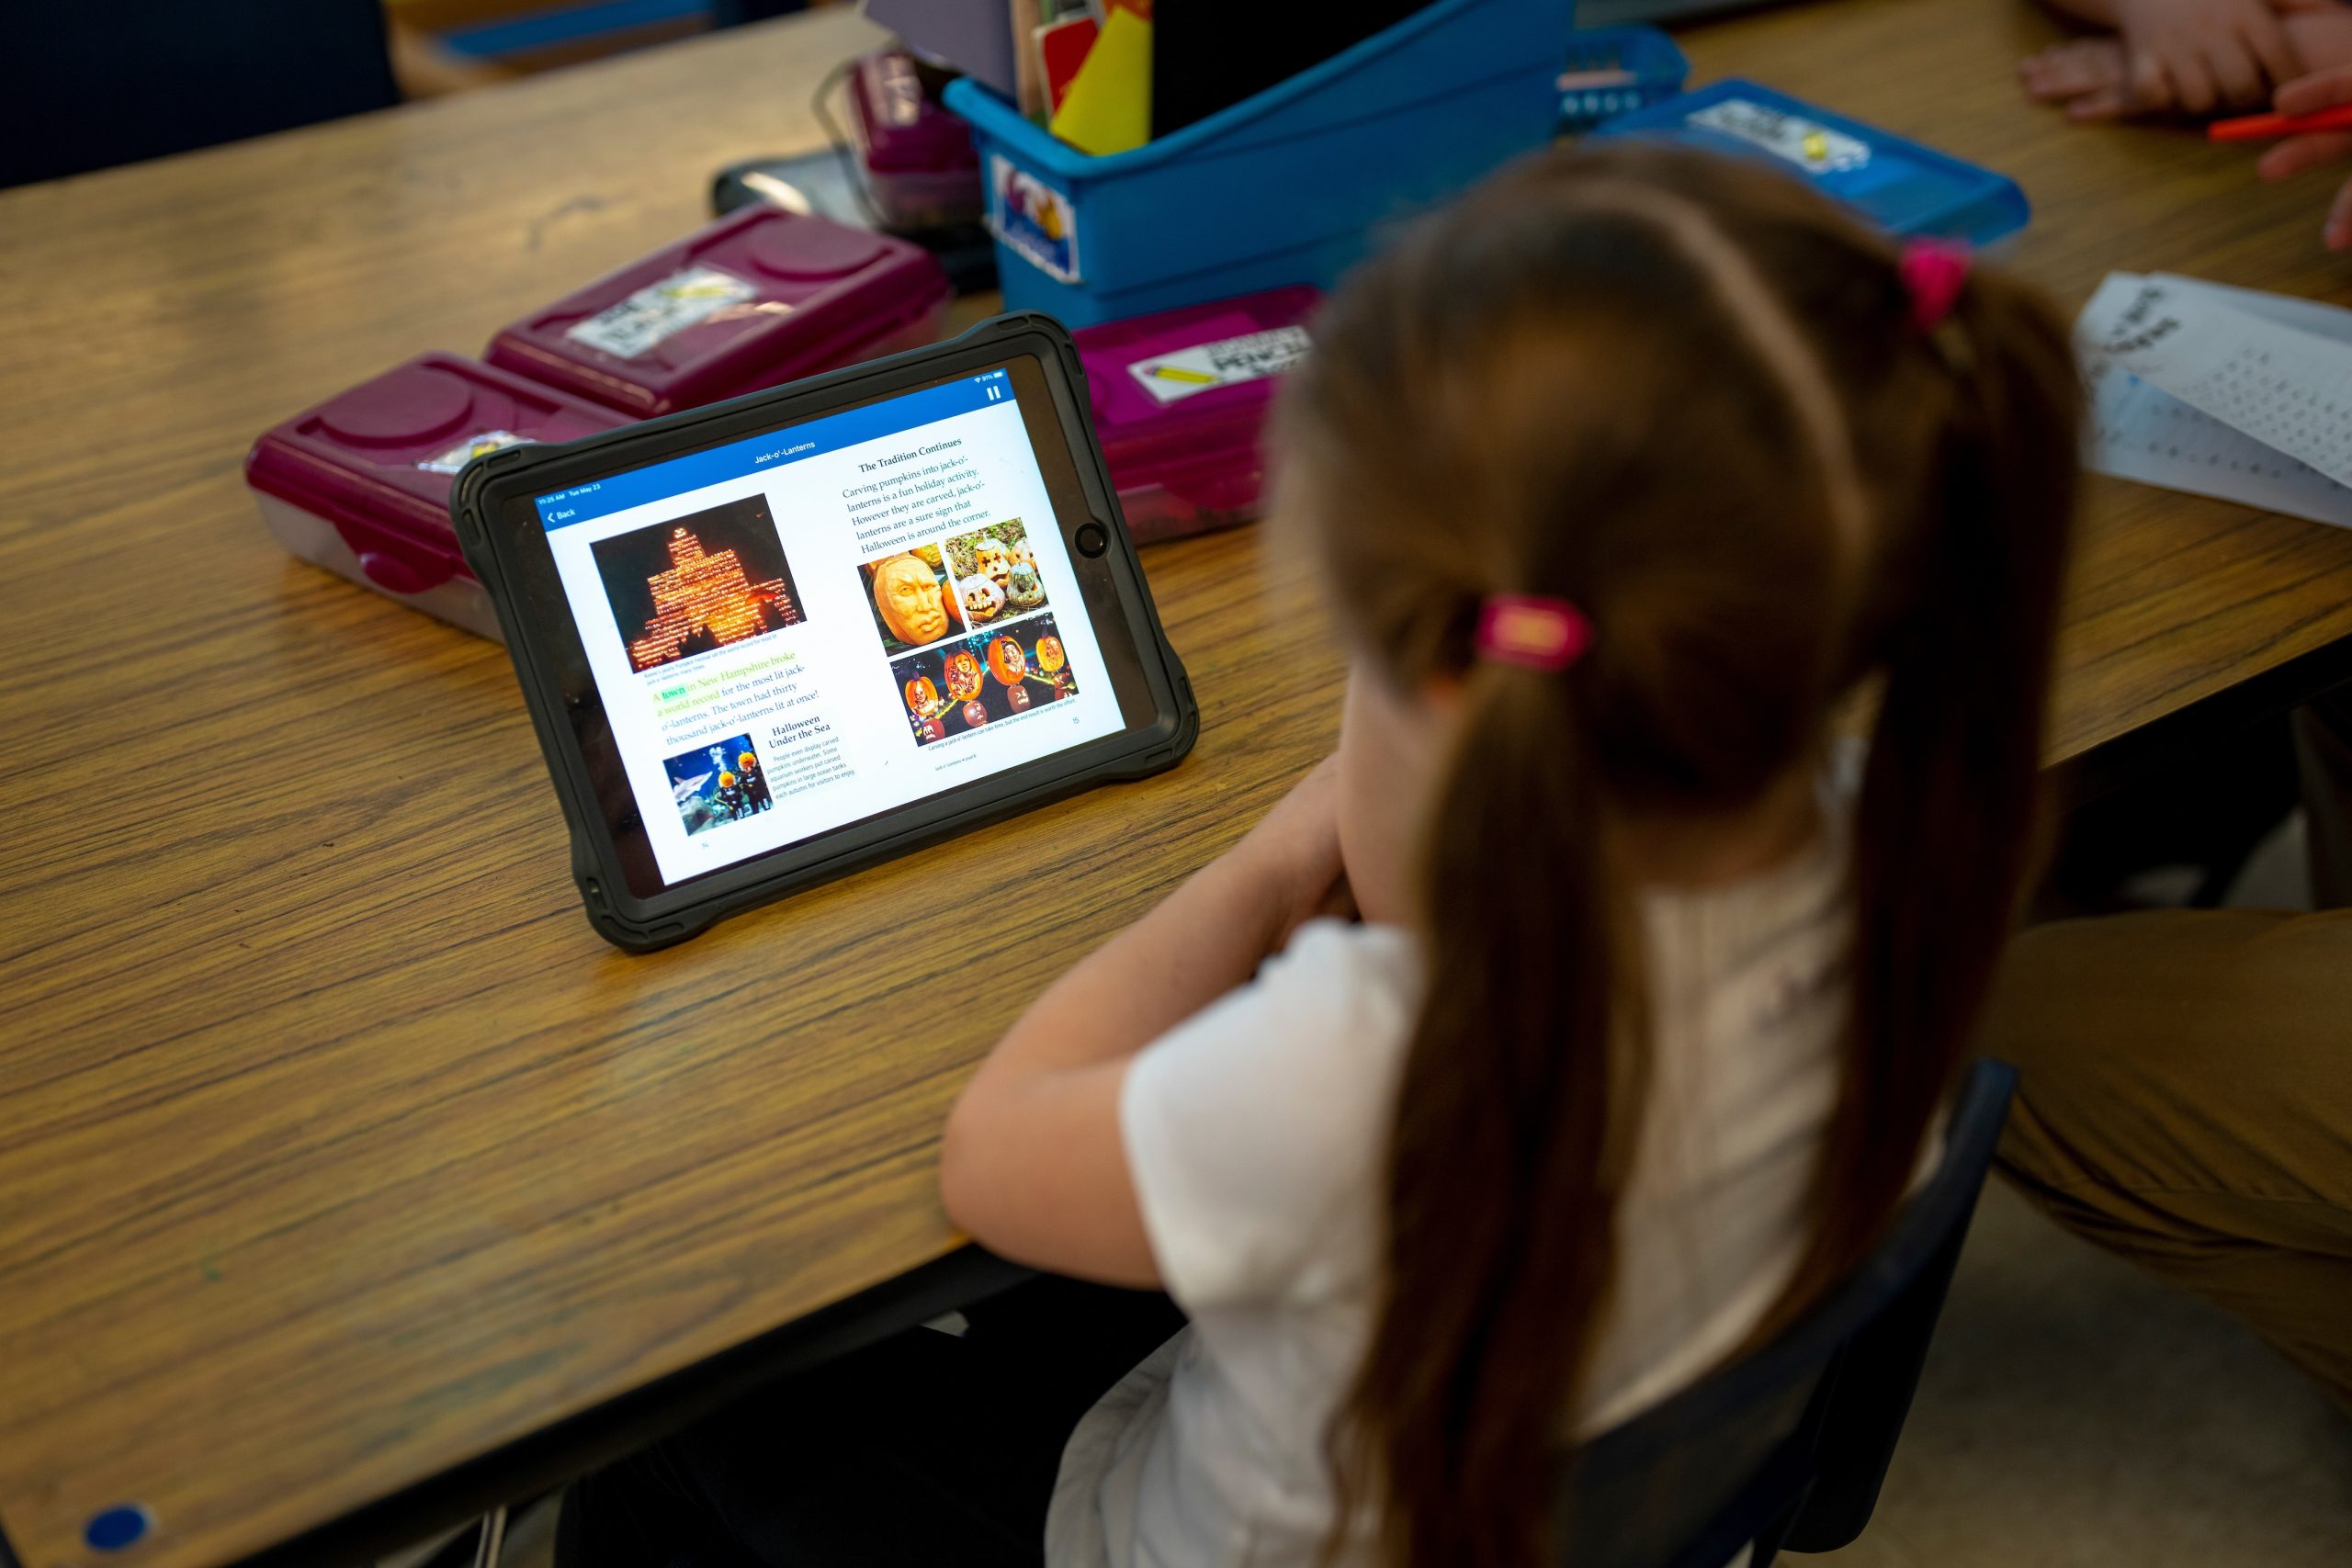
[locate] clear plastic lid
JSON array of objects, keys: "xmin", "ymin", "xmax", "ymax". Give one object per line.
[
  {"xmin": 484, "ymin": 206, "xmax": 950, "ymax": 417},
  {"xmin": 1074, "ymin": 285, "xmax": 1319, "ymax": 511},
  {"xmin": 245, "ymin": 352, "xmax": 627, "ymax": 584}
]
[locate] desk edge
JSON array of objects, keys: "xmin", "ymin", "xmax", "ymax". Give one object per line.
[{"xmin": 33, "ymin": 1246, "xmax": 1035, "ymax": 1568}]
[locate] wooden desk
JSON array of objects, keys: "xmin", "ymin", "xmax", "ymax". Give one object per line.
[
  {"xmin": 1679, "ymin": 0, "xmax": 2352, "ymax": 786},
  {"xmin": 4, "ymin": 2, "xmax": 2351, "ymax": 1565}
]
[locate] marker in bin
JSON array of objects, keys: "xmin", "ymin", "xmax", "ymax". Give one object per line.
[{"xmin": 944, "ymin": 0, "xmax": 1575, "ymax": 325}]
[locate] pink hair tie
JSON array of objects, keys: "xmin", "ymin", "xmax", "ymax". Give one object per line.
[
  {"xmin": 1476, "ymin": 594, "xmax": 1593, "ymax": 673},
  {"xmin": 1899, "ymin": 238, "xmax": 1972, "ymax": 330}
]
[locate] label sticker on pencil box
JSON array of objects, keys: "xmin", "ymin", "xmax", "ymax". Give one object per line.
[
  {"xmin": 1687, "ymin": 99, "xmax": 1871, "ymax": 174},
  {"xmin": 565, "ymin": 265, "xmax": 762, "ymax": 359},
  {"xmin": 417, "ymin": 430, "xmax": 529, "ymax": 474},
  {"xmin": 989, "ymin": 156, "xmax": 1081, "ymax": 283},
  {"xmin": 1128, "ymin": 326, "xmax": 1312, "ymax": 405}
]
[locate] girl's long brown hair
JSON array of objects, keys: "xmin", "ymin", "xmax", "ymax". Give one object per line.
[{"xmin": 1274, "ymin": 142, "xmax": 2080, "ymax": 1568}]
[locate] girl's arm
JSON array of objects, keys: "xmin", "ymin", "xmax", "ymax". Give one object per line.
[{"xmin": 940, "ymin": 758, "xmax": 1348, "ymax": 1286}]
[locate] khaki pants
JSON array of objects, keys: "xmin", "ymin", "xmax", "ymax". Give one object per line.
[
  {"xmin": 1985, "ymin": 909, "xmax": 2352, "ymax": 1412},
  {"xmin": 1982, "ymin": 689, "xmax": 2352, "ymax": 1413}
]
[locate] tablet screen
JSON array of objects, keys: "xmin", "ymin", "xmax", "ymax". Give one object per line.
[{"xmin": 534, "ymin": 367, "xmax": 1125, "ymax": 889}]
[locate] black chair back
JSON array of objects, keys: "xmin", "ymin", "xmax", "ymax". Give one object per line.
[{"xmin": 1554, "ymin": 1059, "xmax": 2016, "ymax": 1568}]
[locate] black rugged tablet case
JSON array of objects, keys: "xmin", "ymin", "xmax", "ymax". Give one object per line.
[{"xmin": 450, "ymin": 311, "xmax": 1198, "ymax": 951}]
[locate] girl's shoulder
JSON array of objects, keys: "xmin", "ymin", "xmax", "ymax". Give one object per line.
[
  {"xmin": 1120, "ymin": 919, "xmax": 1421, "ymax": 1307},
  {"xmin": 1163, "ymin": 917, "xmax": 1423, "ymax": 1061}
]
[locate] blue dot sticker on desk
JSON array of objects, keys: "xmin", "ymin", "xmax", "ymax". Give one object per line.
[{"xmin": 85, "ymin": 1505, "xmax": 153, "ymax": 1551}]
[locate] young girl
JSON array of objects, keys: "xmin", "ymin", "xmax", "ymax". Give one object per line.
[{"xmin": 560, "ymin": 141, "xmax": 2079, "ymax": 1568}]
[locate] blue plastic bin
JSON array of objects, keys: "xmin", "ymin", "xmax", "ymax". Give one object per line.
[
  {"xmin": 1558, "ymin": 26, "xmax": 1688, "ymax": 131},
  {"xmin": 1591, "ymin": 82, "xmax": 2030, "ymax": 245},
  {"xmin": 944, "ymin": 0, "xmax": 1577, "ymax": 327}
]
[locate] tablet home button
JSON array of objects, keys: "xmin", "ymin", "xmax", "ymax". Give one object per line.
[{"xmin": 1075, "ymin": 522, "xmax": 1108, "ymax": 558}]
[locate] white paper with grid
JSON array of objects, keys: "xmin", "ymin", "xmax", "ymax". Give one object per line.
[{"xmin": 2078, "ymin": 272, "xmax": 2352, "ymax": 528}]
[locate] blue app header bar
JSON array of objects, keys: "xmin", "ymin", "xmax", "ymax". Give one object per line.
[{"xmin": 535, "ymin": 369, "xmax": 1011, "ymax": 530}]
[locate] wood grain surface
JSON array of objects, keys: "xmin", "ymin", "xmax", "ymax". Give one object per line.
[
  {"xmin": 1679, "ymin": 0, "xmax": 2352, "ymax": 764},
  {"xmin": 4, "ymin": 1, "xmax": 2352, "ymax": 1565}
]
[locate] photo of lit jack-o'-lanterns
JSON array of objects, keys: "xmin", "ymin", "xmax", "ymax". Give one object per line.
[
  {"xmin": 858, "ymin": 542, "xmax": 966, "ymax": 656},
  {"xmin": 943, "ymin": 519, "xmax": 1047, "ymax": 629},
  {"xmin": 591, "ymin": 495, "xmax": 804, "ymax": 673},
  {"xmin": 889, "ymin": 612, "xmax": 1076, "ymax": 746}
]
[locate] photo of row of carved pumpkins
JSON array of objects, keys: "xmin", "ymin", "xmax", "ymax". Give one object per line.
[{"xmin": 891, "ymin": 612, "xmax": 1077, "ymax": 748}]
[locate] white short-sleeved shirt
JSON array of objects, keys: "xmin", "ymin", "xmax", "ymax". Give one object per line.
[{"xmin": 1045, "ymin": 774, "xmax": 1860, "ymax": 1568}]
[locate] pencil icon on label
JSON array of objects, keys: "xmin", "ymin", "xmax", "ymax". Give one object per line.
[{"xmin": 1149, "ymin": 366, "xmax": 1218, "ymax": 385}]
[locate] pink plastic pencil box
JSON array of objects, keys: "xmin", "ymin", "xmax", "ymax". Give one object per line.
[
  {"xmin": 1072, "ymin": 285, "xmax": 1319, "ymax": 546},
  {"xmin": 847, "ymin": 47, "xmax": 984, "ymax": 231},
  {"xmin": 244, "ymin": 353, "xmax": 628, "ymax": 639},
  {"xmin": 483, "ymin": 205, "xmax": 952, "ymax": 418}
]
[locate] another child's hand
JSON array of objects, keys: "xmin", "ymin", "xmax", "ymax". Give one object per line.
[
  {"xmin": 2022, "ymin": 0, "xmax": 2312, "ymax": 119},
  {"xmin": 2115, "ymin": 0, "xmax": 2301, "ymax": 113},
  {"xmin": 2021, "ymin": 35, "xmax": 2179, "ymax": 118},
  {"xmin": 2021, "ymin": 37, "xmax": 2158, "ymax": 118},
  {"xmin": 1223, "ymin": 756, "xmax": 1356, "ymax": 951},
  {"xmin": 2258, "ymin": 64, "xmax": 2352, "ymax": 246}
]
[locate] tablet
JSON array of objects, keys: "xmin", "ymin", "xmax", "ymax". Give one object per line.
[{"xmin": 452, "ymin": 311, "xmax": 1198, "ymax": 951}]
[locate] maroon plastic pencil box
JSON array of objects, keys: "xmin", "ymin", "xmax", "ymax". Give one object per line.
[
  {"xmin": 1071, "ymin": 285, "xmax": 1318, "ymax": 545},
  {"xmin": 846, "ymin": 46, "xmax": 985, "ymax": 231},
  {"xmin": 483, "ymin": 205, "xmax": 952, "ymax": 419},
  {"xmin": 244, "ymin": 353, "xmax": 628, "ymax": 639}
]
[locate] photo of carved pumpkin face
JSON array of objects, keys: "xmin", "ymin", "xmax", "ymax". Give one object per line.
[
  {"xmin": 903, "ymin": 675, "xmax": 939, "ymax": 716},
  {"xmin": 1005, "ymin": 681, "xmax": 1031, "ymax": 712},
  {"xmin": 944, "ymin": 649, "xmax": 985, "ymax": 702},
  {"xmin": 874, "ymin": 555, "xmax": 950, "ymax": 646},
  {"xmin": 974, "ymin": 539, "xmax": 1014, "ymax": 590},
  {"xmin": 986, "ymin": 636, "xmax": 1026, "ymax": 685},
  {"xmin": 957, "ymin": 575, "xmax": 1005, "ymax": 624},
  {"xmin": 1004, "ymin": 562, "xmax": 1043, "ymax": 611},
  {"xmin": 962, "ymin": 700, "xmax": 989, "ymax": 728},
  {"xmin": 1035, "ymin": 636, "xmax": 1066, "ymax": 673}
]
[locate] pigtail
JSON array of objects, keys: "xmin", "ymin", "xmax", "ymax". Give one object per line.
[
  {"xmin": 1288, "ymin": 139, "xmax": 2084, "ymax": 1568},
  {"xmin": 1779, "ymin": 266, "xmax": 2082, "ymax": 1315},
  {"xmin": 1334, "ymin": 660, "xmax": 1646, "ymax": 1568}
]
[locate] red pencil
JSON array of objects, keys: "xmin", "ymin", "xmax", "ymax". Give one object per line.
[{"xmin": 2209, "ymin": 104, "xmax": 2352, "ymax": 141}]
